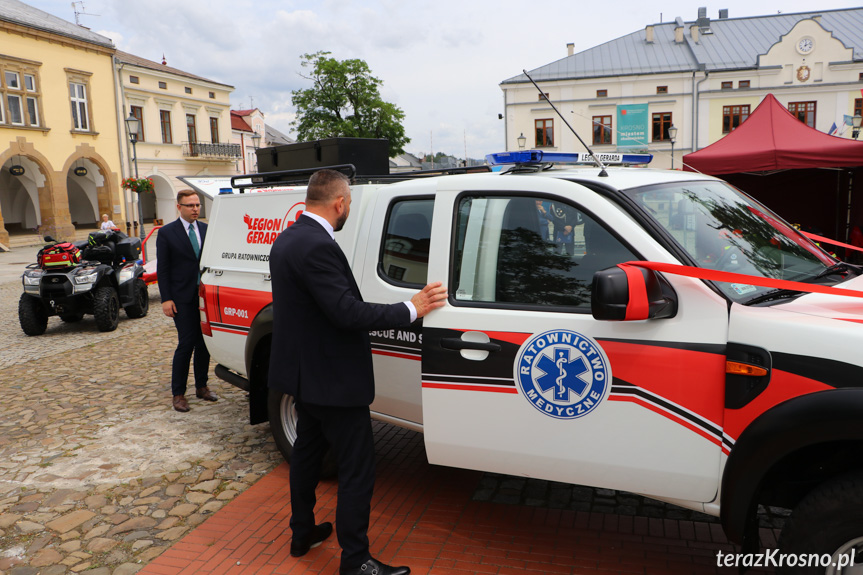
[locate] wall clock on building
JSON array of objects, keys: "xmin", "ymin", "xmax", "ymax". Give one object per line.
[{"xmin": 797, "ymin": 36, "xmax": 815, "ymax": 55}]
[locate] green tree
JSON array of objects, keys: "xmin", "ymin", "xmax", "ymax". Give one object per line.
[{"xmin": 290, "ymin": 51, "xmax": 410, "ymax": 157}]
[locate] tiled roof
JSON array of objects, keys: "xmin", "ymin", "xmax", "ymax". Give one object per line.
[
  {"xmin": 116, "ymin": 50, "xmax": 233, "ymax": 88},
  {"xmin": 503, "ymin": 7, "xmax": 863, "ymax": 84},
  {"xmin": 231, "ymin": 111, "xmax": 252, "ymax": 132},
  {"xmin": 0, "ymin": 0, "xmax": 113, "ymax": 48}
]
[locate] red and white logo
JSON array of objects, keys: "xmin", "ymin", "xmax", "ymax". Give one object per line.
[{"xmin": 243, "ymin": 201, "xmax": 305, "ymax": 245}]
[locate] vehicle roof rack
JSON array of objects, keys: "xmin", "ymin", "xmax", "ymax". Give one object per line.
[{"xmin": 230, "ymin": 164, "xmax": 491, "ymax": 192}]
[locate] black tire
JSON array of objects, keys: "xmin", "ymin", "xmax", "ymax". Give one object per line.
[
  {"xmin": 124, "ymin": 279, "xmax": 149, "ymax": 319},
  {"xmin": 267, "ymin": 388, "xmax": 337, "ymax": 478},
  {"xmin": 93, "ymin": 287, "xmax": 120, "ymax": 332},
  {"xmin": 18, "ymin": 294, "xmax": 47, "ymax": 336},
  {"xmin": 59, "ymin": 312, "xmax": 84, "ymax": 323},
  {"xmin": 777, "ymin": 472, "xmax": 863, "ymax": 574}
]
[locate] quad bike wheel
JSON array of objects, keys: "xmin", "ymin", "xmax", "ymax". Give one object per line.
[
  {"xmin": 124, "ymin": 279, "xmax": 150, "ymax": 319},
  {"xmin": 18, "ymin": 294, "xmax": 47, "ymax": 336},
  {"xmin": 93, "ymin": 287, "xmax": 120, "ymax": 332}
]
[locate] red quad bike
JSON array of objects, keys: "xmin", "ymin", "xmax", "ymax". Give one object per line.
[{"xmin": 18, "ymin": 231, "xmax": 149, "ymax": 335}]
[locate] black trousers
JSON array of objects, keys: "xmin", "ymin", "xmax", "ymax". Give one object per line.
[
  {"xmin": 170, "ymin": 301, "xmax": 210, "ymax": 396},
  {"xmin": 290, "ymin": 401, "xmax": 375, "ymax": 569}
]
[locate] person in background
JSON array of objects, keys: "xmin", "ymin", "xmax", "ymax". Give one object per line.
[
  {"xmin": 100, "ymin": 214, "xmax": 116, "ymax": 231},
  {"xmin": 156, "ymin": 190, "xmax": 216, "ymax": 413}
]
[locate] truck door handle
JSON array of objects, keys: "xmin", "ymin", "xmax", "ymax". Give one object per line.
[{"xmin": 440, "ymin": 338, "xmax": 501, "ymax": 352}]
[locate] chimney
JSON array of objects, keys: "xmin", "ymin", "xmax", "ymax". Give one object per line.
[
  {"xmin": 645, "ymin": 25, "xmax": 654, "ymax": 43},
  {"xmin": 567, "ymin": 43, "xmax": 574, "ymax": 56},
  {"xmin": 718, "ymin": 8, "xmax": 728, "ymax": 19},
  {"xmin": 674, "ymin": 17, "xmax": 684, "ymax": 43},
  {"xmin": 690, "ymin": 25, "xmax": 700, "ymax": 42}
]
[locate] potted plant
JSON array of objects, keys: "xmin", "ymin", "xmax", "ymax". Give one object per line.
[{"xmin": 121, "ymin": 177, "xmax": 155, "ymax": 194}]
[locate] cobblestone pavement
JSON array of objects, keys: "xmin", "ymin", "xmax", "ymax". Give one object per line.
[
  {"xmin": 0, "ymin": 246, "xmax": 787, "ymax": 575},
  {"xmin": 0, "ymin": 264, "xmax": 283, "ymax": 575}
]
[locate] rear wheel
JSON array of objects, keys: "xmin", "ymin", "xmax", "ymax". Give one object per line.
[
  {"xmin": 267, "ymin": 389, "xmax": 337, "ymax": 478},
  {"xmin": 18, "ymin": 294, "xmax": 47, "ymax": 336},
  {"xmin": 777, "ymin": 472, "xmax": 863, "ymax": 574},
  {"xmin": 93, "ymin": 287, "xmax": 119, "ymax": 332},
  {"xmin": 124, "ymin": 279, "xmax": 149, "ymax": 318}
]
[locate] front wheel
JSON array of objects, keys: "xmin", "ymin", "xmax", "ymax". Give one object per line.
[
  {"xmin": 267, "ymin": 389, "xmax": 337, "ymax": 477},
  {"xmin": 18, "ymin": 294, "xmax": 47, "ymax": 336},
  {"xmin": 124, "ymin": 279, "xmax": 149, "ymax": 319},
  {"xmin": 93, "ymin": 287, "xmax": 120, "ymax": 332},
  {"xmin": 777, "ymin": 472, "xmax": 863, "ymax": 574}
]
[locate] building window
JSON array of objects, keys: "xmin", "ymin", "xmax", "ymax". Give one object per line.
[
  {"xmin": 721, "ymin": 81, "xmax": 733, "ymax": 90},
  {"xmin": 209, "ymin": 117, "xmax": 219, "ymax": 143},
  {"xmin": 0, "ymin": 57, "xmax": 42, "ymax": 128},
  {"xmin": 129, "ymin": 75, "xmax": 139, "ymax": 84},
  {"xmin": 69, "ymin": 82, "xmax": 89, "ymax": 131},
  {"xmin": 656, "ymin": 86, "xmax": 668, "ymax": 94},
  {"xmin": 652, "ymin": 112, "xmax": 672, "ymax": 141},
  {"xmin": 592, "ymin": 115, "xmax": 612, "ymax": 145},
  {"xmin": 186, "ymin": 113, "xmax": 197, "ymax": 143},
  {"xmin": 788, "ymin": 101, "xmax": 816, "ymax": 128},
  {"xmin": 538, "ymin": 92, "xmax": 549, "ymax": 101},
  {"xmin": 185, "ymin": 87, "xmax": 192, "ymax": 94},
  {"xmin": 596, "ymin": 89, "xmax": 607, "ymax": 98},
  {"xmin": 160, "ymin": 110, "xmax": 172, "ymax": 143},
  {"xmin": 130, "ymin": 105, "xmax": 144, "ymax": 142},
  {"xmin": 535, "ymin": 119, "xmax": 554, "ymax": 147},
  {"xmin": 209, "ymin": 91, "xmax": 215, "ymax": 99},
  {"xmin": 158, "ymin": 81, "xmax": 167, "ymax": 89},
  {"xmin": 739, "ymin": 80, "xmax": 750, "ymax": 89},
  {"xmin": 723, "ymin": 105, "xmax": 750, "ymax": 133},
  {"xmin": 859, "ymin": 73, "xmax": 863, "ymax": 81},
  {"xmin": 855, "ymin": 98, "xmax": 862, "ymax": 118}
]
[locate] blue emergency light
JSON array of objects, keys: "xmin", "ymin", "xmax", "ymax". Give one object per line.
[{"xmin": 486, "ymin": 150, "xmax": 653, "ymax": 166}]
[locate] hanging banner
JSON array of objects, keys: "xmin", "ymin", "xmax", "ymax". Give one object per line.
[{"xmin": 616, "ymin": 103, "xmax": 649, "ymax": 150}]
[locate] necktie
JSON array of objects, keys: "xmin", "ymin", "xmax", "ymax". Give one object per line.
[{"xmin": 188, "ymin": 224, "xmax": 200, "ymax": 258}]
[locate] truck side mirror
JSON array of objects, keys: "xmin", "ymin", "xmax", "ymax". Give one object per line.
[{"xmin": 591, "ymin": 264, "xmax": 677, "ymax": 321}]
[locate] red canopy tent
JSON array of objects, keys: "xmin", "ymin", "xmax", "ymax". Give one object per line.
[
  {"xmin": 683, "ymin": 93, "xmax": 863, "ymax": 174},
  {"xmin": 682, "ymin": 94, "xmax": 863, "ymax": 246}
]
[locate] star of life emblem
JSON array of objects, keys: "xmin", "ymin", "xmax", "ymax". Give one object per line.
[{"xmin": 515, "ymin": 330, "xmax": 611, "ymax": 420}]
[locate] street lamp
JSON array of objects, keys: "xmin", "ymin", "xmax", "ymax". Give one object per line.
[
  {"xmin": 124, "ymin": 112, "xmax": 145, "ymax": 242},
  {"xmin": 517, "ymin": 132, "xmax": 526, "ymax": 149},
  {"xmin": 251, "ymin": 131, "xmax": 262, "ymax": 173},
  {"xmin": 853, "ymin": 115, "xmax": 862, "ymax": 140},
  {"xmin": 668, "ymin": 124, "xmax": 678, "ymax": 169}
]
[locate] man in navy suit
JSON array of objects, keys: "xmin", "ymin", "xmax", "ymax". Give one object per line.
[
  {"xmin": 269, "ymin": 169, "xmax": 446, "ymax": 575},
  {"xmin": 157, "ymin": 189, "xmax": 216, "ymax": 413}
]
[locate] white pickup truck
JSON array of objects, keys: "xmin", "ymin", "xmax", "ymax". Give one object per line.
[{"xmin": 198, "ymin": 153, "xmax": 863, "ymax": 572}]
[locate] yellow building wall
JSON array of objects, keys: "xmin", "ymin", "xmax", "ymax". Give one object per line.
[{"xmin": 0, "ymin": 20, "xmax": 123, "ymax": 244}]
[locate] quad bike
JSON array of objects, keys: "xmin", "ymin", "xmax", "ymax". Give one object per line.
[{"xmin": 18, "ymin": 231, "xmax": 150, "ymax": 335}]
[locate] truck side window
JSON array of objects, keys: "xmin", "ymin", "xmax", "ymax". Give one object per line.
[
  {"xmin": 453, "ymin": 195, "xmax": 635, "ymax": 309},
  {"xmin": 379, "ymin": 198, "xmax": 434, "ymax": 286}
]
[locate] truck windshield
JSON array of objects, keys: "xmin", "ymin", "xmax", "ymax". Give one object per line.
[{"xmin": 623, "ymin": 180, "xmax": 840, "ymax": 304}]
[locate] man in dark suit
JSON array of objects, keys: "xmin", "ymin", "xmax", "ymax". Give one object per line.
[
  {"xmin": 269, "ymin": 169, "xmax": 446, "ymax": 575},
  {"xmin": 157, "ymin": 189, "xmax": 217, "ymax": 413}
]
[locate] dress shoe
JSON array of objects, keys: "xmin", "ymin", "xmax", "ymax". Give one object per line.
[
  {"xmin": 195, "ymin": 387, "xmax": 218, "ymax": 401},
  {"xmin": 172, "ymin": 395, "xmax": 190, "ymax": 412},
  {"xmin": 290, "ymin": 522, "xmax": 333, "ymax": 557},
  {"xmin": 340, "ymin": 557, "xmax": 410, "ymax": 575}
]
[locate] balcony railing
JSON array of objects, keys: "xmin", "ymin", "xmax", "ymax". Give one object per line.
[{"xmin": 182, "ymin": 141, "xmax": 242, "ymax": 159}]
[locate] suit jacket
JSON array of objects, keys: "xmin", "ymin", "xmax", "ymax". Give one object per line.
[
  {"xmin": 156, "ymin": 218, "xmax": 207, "ymax": 305},
  {"xmin": 268, "ymin": 215, "xmax": 410, "ymax": 407}
]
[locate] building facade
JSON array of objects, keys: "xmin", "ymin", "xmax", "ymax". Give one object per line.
[
  {"xmin": 0, "ymin": 0, "xmax": 124, "ymax": 244},
  {"xmin": 501, "ymin": 8, "xmax": 863, "ymax": 170},
  {"xmin": 231, "ymin": 109, "xmax": 265, "ymax": 175},
  {"xmin": 115, "ymin": 51, "xmax": 238, "ymax": 224}
]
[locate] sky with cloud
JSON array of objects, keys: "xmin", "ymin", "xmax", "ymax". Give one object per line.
[{"xmin": 22, "ymin": 0, "xmax": 861, "ymax": 159}]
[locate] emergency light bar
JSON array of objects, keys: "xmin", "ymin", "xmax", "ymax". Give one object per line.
[{"xmin": 486, "ymin": 150, "xmax": 653, "ymax": 166}]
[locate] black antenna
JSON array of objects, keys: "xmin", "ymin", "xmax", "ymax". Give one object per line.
[{"xmin": 522, "ymin": 69, "xmax": 608, "ymax": 177}]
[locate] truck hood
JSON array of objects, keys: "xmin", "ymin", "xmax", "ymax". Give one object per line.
[{"xmin": 776, "ymin": 273, "xmax": 863, "ymax": 324}]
